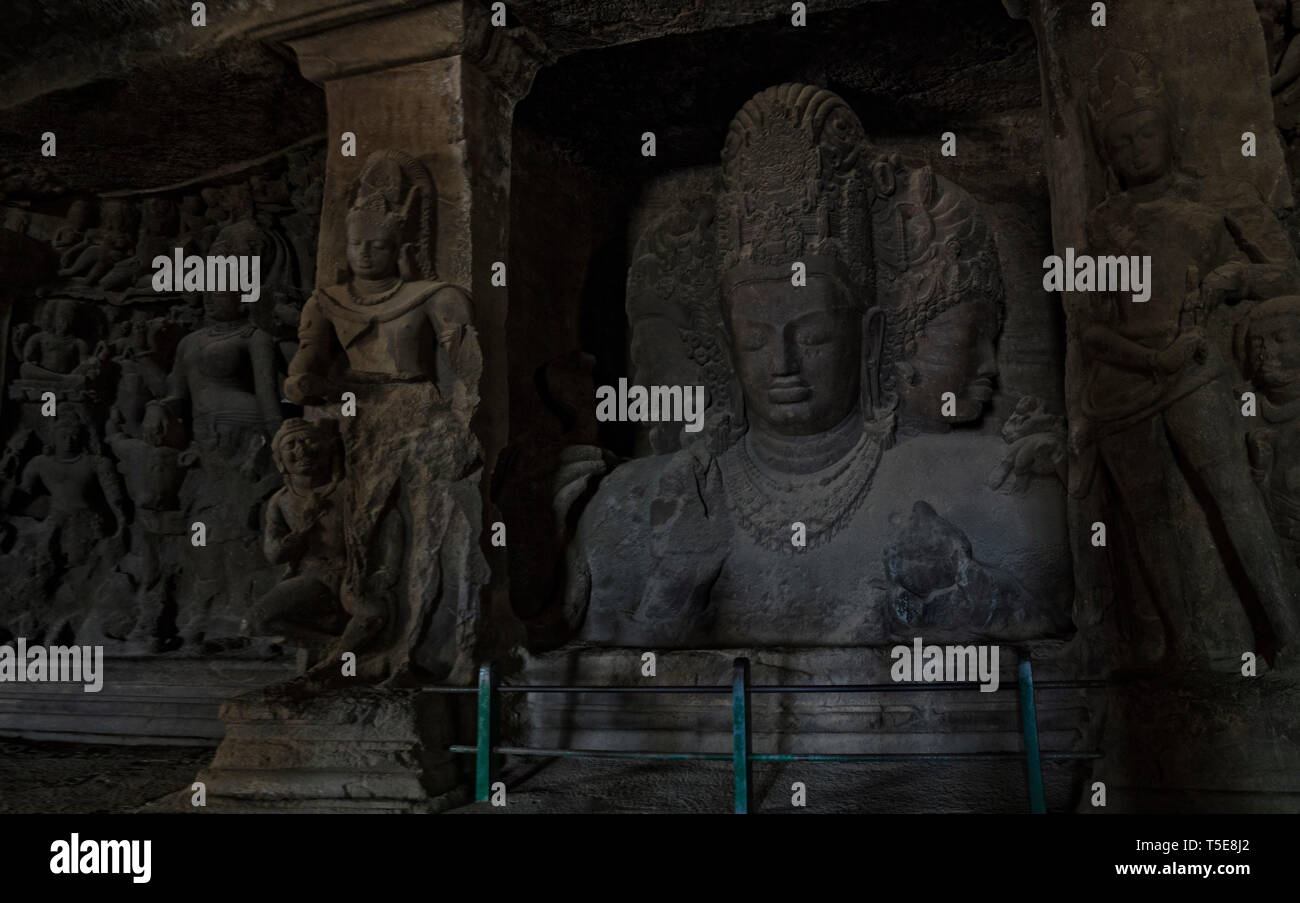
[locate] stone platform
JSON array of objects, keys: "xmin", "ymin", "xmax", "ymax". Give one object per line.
[
  {"xmin": 0, "ymin": 655, "xmax": 299, "ymax": 746},
  {"xmin": 1081, "ymin": 670, "xmax": 1300, "ymax": 813},
  {"xmin": 178, "ymin": 687, "xmax": 474, "ymax": 813},
  {"xmin": 503, "ymin": 645, "xmax": 1102, "ymax": 811}
]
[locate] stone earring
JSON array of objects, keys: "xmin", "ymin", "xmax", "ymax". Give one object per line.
[{"xmin": 398, "ymin": 242, "xmax": 416, "ymax": 282}]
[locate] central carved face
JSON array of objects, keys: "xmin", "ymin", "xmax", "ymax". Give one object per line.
[
  {"xmin": 1248, "ymin": 312, "xmax": 1300, "ymax": 390},
  {"xmin": 280, "ymin": 431, "xmax": 327, "ymax": 478},
  {"xmin": 203, "ymin": 291, "xmax": 244, "ymax": 323},
  {"xmin": 728, "ymin": 275, "xmax": 861, "ymax": 437},
  {"xmin": 901, "ymin": 299, "xmax": 999, "ymax": 427},
  {"xmin": 1103, "ymin": 108, "xmax": 1173, "ymax": 188},
  {"xmin": 347, "ymin": 220, "xmax": 399, "ymax": 281},
  {"xmin": 53, "ymin": 423, "xmax": 83, "ymax": 457},
  {"xmin": 51, "ymin": 302, "xmax": 75, "ymax": 337}
]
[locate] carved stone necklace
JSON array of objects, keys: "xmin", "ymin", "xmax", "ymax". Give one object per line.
[
  {"xmin": 348, "ymin": 277, "xmax": 404, "ymax": 306},
  {"xmin": 720, "ymin": 418, "xmax": 888, "ymax": 552}
]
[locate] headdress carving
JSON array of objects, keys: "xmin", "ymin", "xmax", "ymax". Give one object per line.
[
  {"xmin": 717, "ymin": 84, "xmax": 871, "ymax": 301},
  {"xmin": 868, "ymin": 156, "xmax": 1004, "ymax": 389},
  {"xmin": 270, "ymin": 417, "xmax": 341, "ymax": 475},
  {"xmin": 1086, "ymin": 50, "xmax": 1168, "ymax": 131},
  {"xmin": 346, "ymin": 150, "xmax": 437, "ymax": 281}
]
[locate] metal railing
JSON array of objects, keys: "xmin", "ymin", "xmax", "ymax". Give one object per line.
[{"xmin": 428, "ymin": 655, "xmax": 1105, "ymax": 813}]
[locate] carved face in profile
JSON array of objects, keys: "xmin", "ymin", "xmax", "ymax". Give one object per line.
[
  {"xmin": 728, "ymin": 274, "xmax": 862, "ymax": 437},
  {"xmin": 347, "ymin": 219, "xmax": 399, "ymax": 281},
  {"xmin": 1103, "ymin": 108, "xmax": 1173, "ymax": 188},
  {"xmin": 1247, "ymin": 310, "xmax": 1300, "ymax": 390},
  {"xmin": 900, "ymin": 299, "xmax": 999, "ymax": 427},
  {"xmin": 203, "ymin": 291, "xmax": 245, "ymax": 323}
]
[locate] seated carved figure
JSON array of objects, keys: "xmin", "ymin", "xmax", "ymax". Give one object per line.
[
  {"xmin": 10, "ymin": 298, "xmax": 110, "ymax": 402},
  {"xmin": 545, "ymin": 84, "xmax": 1073, "ymax": 650},
  {"xmin": 18, "ymin": 298, "xmax": 90, "ymax": 382},
  {"xmin": 247, "ymin": 418, "xmax": 348, "ymax": 664}
]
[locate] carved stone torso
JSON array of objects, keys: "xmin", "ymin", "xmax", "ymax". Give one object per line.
[
  {"xmin": 1088, "ymin": 174, "xmax": 1235, "ymax": 347},
  {"xmin": 174, "ymin": 323, "xmax": 272, "ymax": 425},
  {"xmin": 28, "ymin": 331, "xmax": 85, "ymax": 374},
  {"xmin": 268, "ymin": 480, "xmax": 345, "ymax": 588},
  {"xmin": 308, "ymin": 280, "xmax": 456, "ymax": 381},
  {"xmin": 572, "ymin": 432, "xmax": 1072, "ymax": 647}
]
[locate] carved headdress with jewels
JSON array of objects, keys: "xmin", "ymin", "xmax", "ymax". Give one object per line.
[
  {"xmin": 1086, "ymin": 50, "xmax": 1169, "ymax": 138},
  {"xmin": 346, "ymin": 149, "xmax": 437, "ymax": 281},
  {"xmin": 717, "ymin": 83, "xmax": 872, "ymax": 305}
]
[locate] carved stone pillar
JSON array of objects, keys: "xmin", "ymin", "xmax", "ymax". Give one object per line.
[
  {"xmin": 256, "ymin": 0, "xmax": 546, "ymax": 674},
  {"xmin": 185, "ymin": 2, "xmax": 545, "ymax": 813},
  {"xmin": 1017, "ymin": 0, "xmax": 1300, "ymax": 811}
]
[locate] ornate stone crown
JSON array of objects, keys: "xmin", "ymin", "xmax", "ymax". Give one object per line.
[
  {"xmin": 717, "ymin": 83, "xmax": 872, "ymax": 303},
  {"xmin": 346, "ymin": 150, "xmax": 437, "ymax": 280},
  {"xmin": 1086, "ymin": 49, "xmax": 1167, "ymax": 130}
]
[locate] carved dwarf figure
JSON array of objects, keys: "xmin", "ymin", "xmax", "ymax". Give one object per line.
[
  {"xmin": 1075, "ymin": 50, "xmax": 1300, "ymax": 665},
  {"xmin": 247, "ymin": 418, "xmax": 348, "ymax": 664}
]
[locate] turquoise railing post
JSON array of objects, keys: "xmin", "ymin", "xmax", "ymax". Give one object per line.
[
  {"xmin": 476, "ymin": 662, "xmax": 499, "ymax": 802},
  {"xmin": 732, "ymin": 657, "xmax": 752, "ymax": 814},
  {"xmin": 1017, "ymin": 656, "xmax": 1046, "ymax": 814}
]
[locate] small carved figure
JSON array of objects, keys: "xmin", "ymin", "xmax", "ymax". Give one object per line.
[
  {"xmin": 988, "ymin": 395, "xmax": 1067, "ymax": 493},
  {"xmin": 107, "ymin": 402, "xmax": 196, "ymax": 650},
  {"xmin": 19, "ymin": 410, "xmax": 127, "ymax": 567},
  {"xmin": 18, "ymin": 299, "xmax": 90, "ymax": 381},
  {"xmin": 57, "ymin": 199, "xmax": 136, "ymax": 284},
  {"xmin": 246, "ymin": 418, "xmax": 348, "ymax": 660},
  {"xmin": 52, "ymin": 198, "xmax": 95, "ymax": 259},
  {"xmin": 1241, "ymin": 295, "xmax": 1300, "ymax": 562}
]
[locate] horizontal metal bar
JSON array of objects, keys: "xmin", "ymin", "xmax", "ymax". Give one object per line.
[
  {"xmin": 461, "ymin": 680, "xmax": 1109, "ymax": 695},
  {"xmin": 416, "ymin": 686, "xmax": 479, "ymax": 695},
  {"xmin": 449, "ymin": 744, "xmax": 731, "ymax": 761},
  {"xmin": 496, "ymin": 685, "xmax": 731, "ymax": 694},
  {"xmin": 750, "ymin": 752, "xmax": 1103, "ymax": 763},
  {"xmin": 449, "ymin": 745, "xmax": 1102, "ymax": 763}
]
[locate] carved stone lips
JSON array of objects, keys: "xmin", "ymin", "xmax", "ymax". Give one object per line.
[{"xmin": 768, "ymin": 380, "xmax": 811, "ymax": 403}]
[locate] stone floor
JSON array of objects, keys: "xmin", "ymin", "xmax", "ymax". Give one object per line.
[
  {"xmin": 0, "ymin": 738, "xmax": 1088, "ymax": 814},
  {"xmin": 446, "ymin": 754, "xmax": 1088, "ymax": 814},
  {"xmin": 0, "ymin": 738, "xmax": 212, "ymax": 814}
]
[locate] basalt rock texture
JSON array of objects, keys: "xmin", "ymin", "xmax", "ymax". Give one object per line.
[{"xmin": 0, "ymin": 0, "xmax": 1297, "ymax": 814}]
